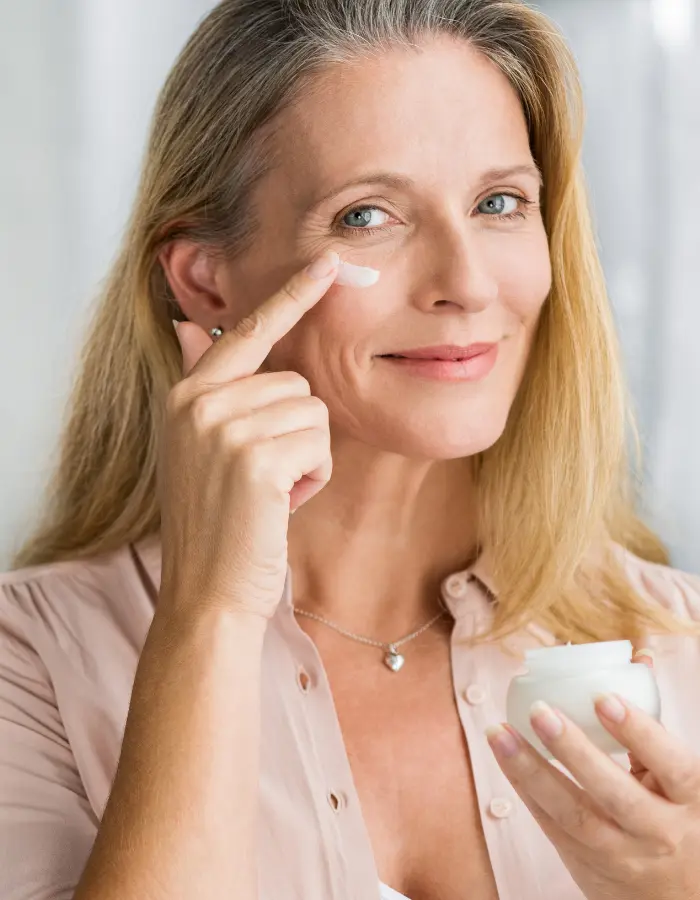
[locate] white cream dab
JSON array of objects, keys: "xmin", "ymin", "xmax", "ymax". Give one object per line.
[{"xmin": 334, "ymin": 259, "xmax": 381, "ymax": 288}]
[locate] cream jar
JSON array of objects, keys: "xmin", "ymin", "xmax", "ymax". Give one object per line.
[{"xmin": 506, "ymin": 640, "xmax": 661, "ymax": 758}]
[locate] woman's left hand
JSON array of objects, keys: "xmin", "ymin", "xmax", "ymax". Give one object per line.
[{"xmin": 486, "ymin": 651, "xmax": 700, "ymax": 900}]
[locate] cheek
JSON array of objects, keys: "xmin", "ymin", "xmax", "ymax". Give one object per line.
[
  {"xmin": 312, "ymin": 282, "xmax": 388, "ymax": 337},
  {"xmin": 499, "ymin": 235, "xmax": 552, "ymax": 325},
  {"xmin": 297, "ymin": 278, "xmax": 399, "ymax": 359},
  {"xmin": 266, "ymin": 282, "xmax": 389, "ymax": 375}
]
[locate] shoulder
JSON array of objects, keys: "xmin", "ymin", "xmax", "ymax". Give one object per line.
[
  {"xmin": 0, "ymin": 544, "xmax": 159, "ymax": 832},
  {"xmin": 0, "ymin": 541, "xmax": 156, "ymax": 668},
  {"xmin": 612, "ymin": 543, "xmax": 700, "ymax": 622}
]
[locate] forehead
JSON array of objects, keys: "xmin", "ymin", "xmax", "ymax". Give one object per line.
[{"xmin": 271, "ymin": 35, "xmax": 533, "ymax": 193}]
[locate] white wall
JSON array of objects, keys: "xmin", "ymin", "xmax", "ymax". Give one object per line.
[
  {"xmin": 0, "ymin": 2, "xmax": 81, "ymax": 561},
  {"xmin": 0, "ymin": 0, "xmax": 216, "ymax": 566},
  {"xmin": 1, "ymin": 0, "xmax": 698, "ymax": 569},
  {"xmin": 539, "ymin": 0, "xmax": 700, "ymax": 568}
]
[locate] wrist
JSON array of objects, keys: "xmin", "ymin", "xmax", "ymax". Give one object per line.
[{"xmin": 153, "ymin": 595, "xmax": 270, "ymax": 645}]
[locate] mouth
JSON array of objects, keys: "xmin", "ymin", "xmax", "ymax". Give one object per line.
[
  {"xmin": 378, "ymin": 343, "xmax": 497, "ymax": 361},
  {"xmin": 376, "ymin": 343, "xmax": 499, "ymax": 383}
]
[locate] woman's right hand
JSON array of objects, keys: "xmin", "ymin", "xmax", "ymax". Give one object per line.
[{"xmin": 157, "ymin": 250, "xmax": 340, "ymax": 623}]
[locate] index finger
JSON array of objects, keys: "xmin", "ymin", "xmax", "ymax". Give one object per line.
[{"xmin": 191, "ymin": 249, "xmax": 340, "ymax": 383}]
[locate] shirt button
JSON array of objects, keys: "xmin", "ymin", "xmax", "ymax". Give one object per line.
[
  {"xmin": 464, "ymin": 684, "xmax": 487, "ymax": 705},
  {"xmin": 297, "ymin": 668, "xmax": 312, "ymax": 693},
  {"xmin": 489, "ymin": 797, "xmax": 513, "ymax": 819},
  {"xmin": 444, "ymin": 574, "xmax": 469, "ymax": 599}
]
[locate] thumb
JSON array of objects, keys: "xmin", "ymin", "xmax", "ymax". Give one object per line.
[
  {"xmin": 627, "ymin": 646, "xmax": 657, "ymax": 778},
  {"xmin": 172, "ymin": 320, "xmax": 215, "ymax": 376},
  {"xmin": 631, "ymin": 646, "xmax": 654, "ymax": 669}
]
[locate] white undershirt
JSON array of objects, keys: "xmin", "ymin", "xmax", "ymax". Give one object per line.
[{"xmin": 379, "ymin": 882, "xmax": 410, "ymax": 900}]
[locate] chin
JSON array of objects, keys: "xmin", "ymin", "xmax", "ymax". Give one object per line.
[
  {"xmin": 359, "ymin": 406, "xmax": 511, "ymax": 460},
  {"xmin": 401, "ymin": 427, "xmax": 506, "ymax": 461}
]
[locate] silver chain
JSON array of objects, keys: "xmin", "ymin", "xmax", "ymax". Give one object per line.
[{"xmin": 292, "ymin": 604, "xmax": 449, "ymax": 651}]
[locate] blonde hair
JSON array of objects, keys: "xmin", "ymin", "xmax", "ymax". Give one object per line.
[{"xmin": 12, "ymin": 0, "xmax": 695, "ymax": 645}]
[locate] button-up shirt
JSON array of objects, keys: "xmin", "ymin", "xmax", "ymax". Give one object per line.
[{"xmin": 1, "ymin": 534, "xmax": 699, "ymax": 899}]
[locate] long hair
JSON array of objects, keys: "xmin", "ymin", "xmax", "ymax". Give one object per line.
[{"xmin": 12, "ymin": 0, "xmax": 693, "ymax": 644}]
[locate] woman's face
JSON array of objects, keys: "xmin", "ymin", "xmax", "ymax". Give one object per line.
[{"xmin": 221, "ymin": 35, "xmax": 552, "ymax": 459}]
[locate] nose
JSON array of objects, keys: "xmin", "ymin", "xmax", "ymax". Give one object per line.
[{"xmin": 409, "ymin": 224, "xmax": 499, "ymax": 314}]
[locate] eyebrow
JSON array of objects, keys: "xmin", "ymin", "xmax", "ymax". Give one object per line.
[{"xmin": 302, "ymin": 163, "xmax": 544, "ymax": 214}]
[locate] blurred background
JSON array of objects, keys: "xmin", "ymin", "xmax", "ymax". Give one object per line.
[{"xmin": 0, "ymin": 0, "xmax": 698, "ymax": 570}]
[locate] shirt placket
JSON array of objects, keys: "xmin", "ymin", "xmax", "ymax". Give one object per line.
[
  {"xmin": 278, "ymin": 599, "xmax": 382, "ymax": 900},
  {"xmin": 444, "ymin": 572, "xmax": 583, "ymax": 900}
]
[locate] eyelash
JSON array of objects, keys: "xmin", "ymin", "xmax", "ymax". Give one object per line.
[{"xmin": 334, "ymin": 193, "xmax": 535, "ymax": 238}]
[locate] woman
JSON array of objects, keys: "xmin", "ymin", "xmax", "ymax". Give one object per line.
[{"xmin": 2, "ymin": 1, "xmax": 700, "ymax": 898}]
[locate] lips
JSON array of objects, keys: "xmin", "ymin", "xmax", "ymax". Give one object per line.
[{"xmin": 380, "ymin": 344, "xmax": 497, "ymax": 361}]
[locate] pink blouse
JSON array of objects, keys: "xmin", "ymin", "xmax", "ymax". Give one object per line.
[{"xmin": 1, "ymin": 533, "xmax": 700, "ymax": 900}]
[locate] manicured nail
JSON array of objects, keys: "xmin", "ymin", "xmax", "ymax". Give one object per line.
[
  {"xmin": 594, "ymin": 692, "xmax": 627, "ymax": 723},
  {"xmin": 172, "ymin": 319, "xmax": 180, "ymax": 332},
  {"xmin": 633, "ymin": 648, "xmax": 655, "ymax": 664},
  {"xmin": 307, "ymin": 251, "xmax": 340, "ymax": 280},
  {"xmin": 485, "ymin": 724, "xmax": 520, "ymax": 758},
  {"xmin": 530, "ymin": 701, "xmax": 564, "ymax": 739}
]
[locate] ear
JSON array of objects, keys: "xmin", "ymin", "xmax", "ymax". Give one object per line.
[{"xmin": 159, "ymin": 240, "xmax": 228, "ymax": 329}]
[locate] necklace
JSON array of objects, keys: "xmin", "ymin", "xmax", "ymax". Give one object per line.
[{"xmin": 292, "ymin": 604, "xmax": 449, "ymax": 672}]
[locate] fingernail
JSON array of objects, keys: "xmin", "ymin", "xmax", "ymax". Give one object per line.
[
  {"xmin": 485, "ymin": 724, "xmax": 520, "ymax": 758},
  {"xmin": 594, "ymin": 692, "xmax": 627, "ymax": 723},
  {"xmin": 307, "ymin": 251, "xmax": 340, "ymax": 280},
  {"xmin": 172, "ymin": 319, "xmax": 180, "ymax": 332},
  {"xmin": 633, "ymin": 648, "xmax": 655, "ymax": 664},
  {"xmin": 530, "ymin": 700, "xmax": 564, "ymax": 739}
]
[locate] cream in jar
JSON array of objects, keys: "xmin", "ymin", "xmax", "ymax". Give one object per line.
[{"xmin": 506, "ymin": 640, "xmax": 661, "ymax": 758}]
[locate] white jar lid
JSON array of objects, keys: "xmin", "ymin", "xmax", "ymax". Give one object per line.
[{"xmin": 524, "ymin": 639, "xmax": 633, "ymax": 672}]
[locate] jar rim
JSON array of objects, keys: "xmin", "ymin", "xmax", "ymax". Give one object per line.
[{"xmin": 524, "ymin": 639, "xmax": 633, "ymax": 671}]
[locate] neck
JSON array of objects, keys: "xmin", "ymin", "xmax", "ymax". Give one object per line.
[{"xmin": 287, "ymin": 436, "xmax": 479, "ymax": 641}]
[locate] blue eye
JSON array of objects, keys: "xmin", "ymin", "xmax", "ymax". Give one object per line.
[
  {"xmin": 477, "ymin": 193, "xmax": 524, "ymax": 219},
  {"xmin": 341, "ymin": 207, "xmax": 390, "ymax": 229}
]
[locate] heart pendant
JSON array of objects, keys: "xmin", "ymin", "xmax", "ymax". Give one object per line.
[{"xmin": 384, "ymin": 648, "xmax": 405, "ymax": 672}]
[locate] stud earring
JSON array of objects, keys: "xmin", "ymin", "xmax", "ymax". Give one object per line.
[{"xmin": 209, "ymin": 326, "xmax": 223, "ymax": 340}]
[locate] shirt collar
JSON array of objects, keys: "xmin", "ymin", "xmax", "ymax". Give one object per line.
[
  {"xmin": 133, "ymin": 535, "xmax": 557, "ymax": 651},
  {"xmin": 132, "ymin": 533, "xmax": 499, "ymax": 616},
  {"xmin": 465, "ymin": 547, "xmax": 498, "ymax": 602}
]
